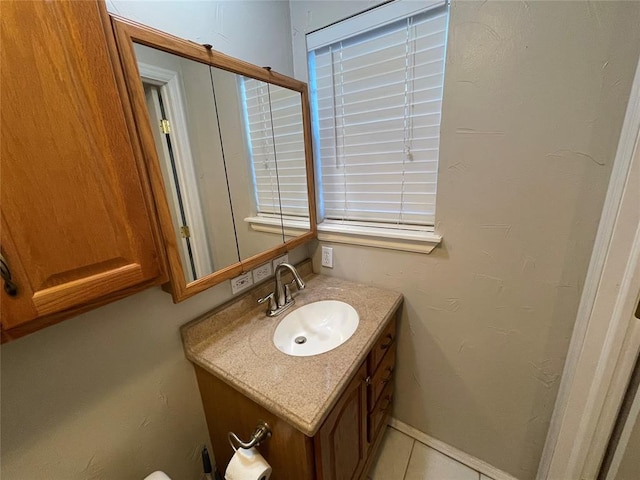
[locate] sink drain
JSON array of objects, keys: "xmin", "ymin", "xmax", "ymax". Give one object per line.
[{"xmin": 294, "ymin": 336, "xmax": 307, "ymax": 345}]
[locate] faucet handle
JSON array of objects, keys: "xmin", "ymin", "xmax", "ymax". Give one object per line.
[
  {"xmin": 284, "ymin": 283, "xmax": 292, "ymax": 303},
  {"xmin": 257, "ymin": 292, "xmax": 277, "ymax": 314}
]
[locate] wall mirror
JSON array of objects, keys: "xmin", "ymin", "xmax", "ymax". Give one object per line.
[{"xmin": 112, "ymin": 17, "xmax": 316, "ymax": 301}]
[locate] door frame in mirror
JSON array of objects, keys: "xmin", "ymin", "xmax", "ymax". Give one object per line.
[{"xmin": 110, "ymin": 15, "xmax": 317, "ymax": 302}]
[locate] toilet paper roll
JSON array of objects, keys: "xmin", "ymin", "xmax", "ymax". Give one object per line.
[{"xmin": 225, "ymin": 447, "xmax": 272, "ymax": 480}]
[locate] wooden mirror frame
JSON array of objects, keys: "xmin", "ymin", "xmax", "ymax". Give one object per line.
[{"xmin": 110, "ymin": 16, "xmax": 317, "ymax": 302}]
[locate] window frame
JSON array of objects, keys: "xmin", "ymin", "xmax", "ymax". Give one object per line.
[{"xmin": 306, "ymin": 0, "xmax": 446, "ymax": 253}]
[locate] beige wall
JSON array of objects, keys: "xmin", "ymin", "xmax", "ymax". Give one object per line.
[
  {"xmin": 291, "ymin": 1, "xmax": 640, "ymax": 479},
  {"xmin": 0, "ymin": 2, "xmax": 304, "ymax": 480}
]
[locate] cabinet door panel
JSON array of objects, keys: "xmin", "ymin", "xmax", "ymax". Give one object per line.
[
  {"xmin": 0, "ymin": 0, "xmax": 162, "ymax": 328},
  {"xmin": 316, "ymin": 363, "xmax": 367, "ymax": 480}
]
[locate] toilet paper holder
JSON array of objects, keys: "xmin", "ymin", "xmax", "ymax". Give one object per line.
[{"xmin": 228, "ymin": 421, "xmax": 272, "ymax": 452}]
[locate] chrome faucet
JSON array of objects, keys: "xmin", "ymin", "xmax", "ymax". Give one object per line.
[{"xmin": 257, "ymin": 263, "xmax": 305, "ymax": 316}]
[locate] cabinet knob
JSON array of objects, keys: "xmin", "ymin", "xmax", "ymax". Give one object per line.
[
  {"xmin": 0, "ymin": 254, "xmax": 18, "ymax": 297},
  {"xmin": 380, "ymin": 394, "xmax": 393, "ymax": 412},
  {"xmin": 380, "ymin": 334, "xmax": 394, "ymax": 349},
  {"xmin": 365, "ymin": 375, "xmax": 372, "ymax": 386},
  {"xmin": 382, "ymin": 366, "xmax": 394, "ymax": 384}
]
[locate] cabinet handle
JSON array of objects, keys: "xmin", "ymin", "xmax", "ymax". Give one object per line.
[
  {"xmin": 380, "ymin": 334, "xmax": 394, "ymax": 349},
  {"xmin": 365, "ymin": 375, "xmax": 372, "ymax": 386},
  {"xmin": 379, "ymin": 394, "xmax": 393, "ymax": 412},
  {"xmin": 0, "ymin": 255, "xmax": 18, "ymax": 297},
  {"xmin": 382, "ymin": 366, "xmax": 394, "ymax": 384}
]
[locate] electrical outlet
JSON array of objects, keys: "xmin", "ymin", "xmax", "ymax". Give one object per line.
[
  {"xmin": 322, "ymin": 246, "xmax": 333, "ymax": 268},
  {"xmin": 230, "ymin": 272, "xmax": 253, "ymax": 294},
  {"xmin": 252, "ymin": 263, "xmax": 272, "ymax": 284},
  {"xmin": 272, "ymin": 254, "xmax": 289, "ymax": 271}
]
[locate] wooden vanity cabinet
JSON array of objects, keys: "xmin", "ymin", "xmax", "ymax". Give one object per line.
[
  {"xmin": 194, "ymin": 313, "xmax": 398, "ymax": 480},
  {"xmin": 364, "ymin": 317, "xmax": 397, "ymax": 467},
  {"xmin": 0, "ymin": 0, "xmax": 166, "ymax": 341},
  {"xmin": 315, "ymin": 362, "xmax": 368, "ymax": 480}
]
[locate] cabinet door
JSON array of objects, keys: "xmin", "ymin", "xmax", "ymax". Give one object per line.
[
  {"xmin": 315, "ymin": 363, "xmax": 368, "ymax": 480},
  {"xmin": 0, "ymin": 0, "xmax": 163, "ymax": 331}
]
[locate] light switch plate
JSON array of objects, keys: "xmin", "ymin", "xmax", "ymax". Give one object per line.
[{"xmin": 230, "ymin": 272, "xmax": 253, "ymax": 294}]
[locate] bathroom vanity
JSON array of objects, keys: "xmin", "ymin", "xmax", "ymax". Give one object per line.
[{"xmin": 181, "ymin": 262, "xmax": 402, "ymax": 479}]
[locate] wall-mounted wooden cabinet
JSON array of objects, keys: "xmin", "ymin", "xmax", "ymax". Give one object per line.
[
  {"xmin": 0, "ymin": 0, "xmax": 167, "ymax": 341},
  {"xmin": 194, "ymin": 315, "xmax": 398, "ymax": 479}
]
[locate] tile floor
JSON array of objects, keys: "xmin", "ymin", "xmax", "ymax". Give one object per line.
[{"xmin": 368, "ymin": 426, "xmax": 495, "ymax": 480}]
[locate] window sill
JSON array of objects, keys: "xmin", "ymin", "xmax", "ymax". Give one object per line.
[
  {"xmin": 245, "ymin": 215, "xmax": 310, "ymax": 237},
  {"xmin": 317, "ymin": 221, "xmax": 442, "ymax": 254}
]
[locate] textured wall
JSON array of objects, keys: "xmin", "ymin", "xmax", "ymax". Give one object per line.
[
  {"xmin": 107, "ymin": 0, "xmax": 294, "ymax": 76},
  {"xmin": 290, "ymin": 1, "xmax": 640, "ymax": 478},
  {"xmin": 0, "ymin": 1, "xmax": 303, "ymax": 479}
]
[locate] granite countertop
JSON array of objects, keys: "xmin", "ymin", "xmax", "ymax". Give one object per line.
[{"xmin": 180, "ymin": 262, "xmax": 403, "ymax": 437}]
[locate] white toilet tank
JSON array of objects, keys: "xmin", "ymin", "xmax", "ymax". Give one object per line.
[{"xmin": 143, "ymin": 471, "xmax": 171, "ymax": 480}]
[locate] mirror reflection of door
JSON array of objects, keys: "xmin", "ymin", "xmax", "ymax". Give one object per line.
[
  {"xmin": 144, "ymin": 84, "xmax": 201, "ymax": 282},
  {"xmin": 134, "ymin": 44, "xmax": 240, "ymax": 283}
]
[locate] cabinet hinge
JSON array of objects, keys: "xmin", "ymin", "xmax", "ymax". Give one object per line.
[
  {"xmin": 180, "ymin": 225, "xmax": 191, "ymax": 238},
  {"xmin": 160, "ymin": 119, "xmax": 171, "ymax": 134}
]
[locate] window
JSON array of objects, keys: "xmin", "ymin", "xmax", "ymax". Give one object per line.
[
  {"xmin": 241, "ymin": 78, "xmax": 311, "ymax": 235},
  {"xmin": 307, "ymin": 0, "xmax": 447, "ymax": 252}
]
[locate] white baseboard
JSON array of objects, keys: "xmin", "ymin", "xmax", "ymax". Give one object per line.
[{"xmin": 389, "ymin": 418, "xmax": 520, "ymax": 480}]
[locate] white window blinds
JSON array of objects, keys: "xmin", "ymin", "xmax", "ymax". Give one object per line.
[
  {"xmin": 308, "ymin": 3, "xmax": 448, "ymax": 227},
  {"xmin": 242, "ymin": 78, "xmax": 308, "ymax": 218}
]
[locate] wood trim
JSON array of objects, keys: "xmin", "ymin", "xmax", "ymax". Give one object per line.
[
  {"xmin": 236, "ymin": 244, "xmax": 289, "ymax": 273},
  {"xmin": 286, "ymin": 231, "xmax": 317, "ymax": 252},
  {"xmin": 112, "ymin": 15, "xmax": 307, "ymax": 91},
  {"xmin": 32, "ymin": 264, "xmax": 143, "ymax": 316},
  {"xmin": 110, "ymin": 15, "xmax": 317, "ymax": 303},
  {"xmin": 180, "ymin": 263, "xmax": 245, "ymax": 300},
  {"xmin": 538, "ymin": 55, "xmax": 640, "ymax": 480},
  {"xmin": 301, "ymin": 82, "xmax": 318, "ymax": 237}
]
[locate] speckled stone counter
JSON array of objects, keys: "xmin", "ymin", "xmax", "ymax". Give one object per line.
[{"xmin": 180, "ymin": 262, "xmax": 403, "ymax": 437}]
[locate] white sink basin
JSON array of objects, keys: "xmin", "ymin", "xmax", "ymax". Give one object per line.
[{"xmin": 273, "ymin": 300, "xmax": 359, "ymax": 357}]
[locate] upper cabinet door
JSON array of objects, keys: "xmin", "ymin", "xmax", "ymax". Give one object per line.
[{"xmin": 0, "ymin": 0, "xmax": 165, "ymax": 334}]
